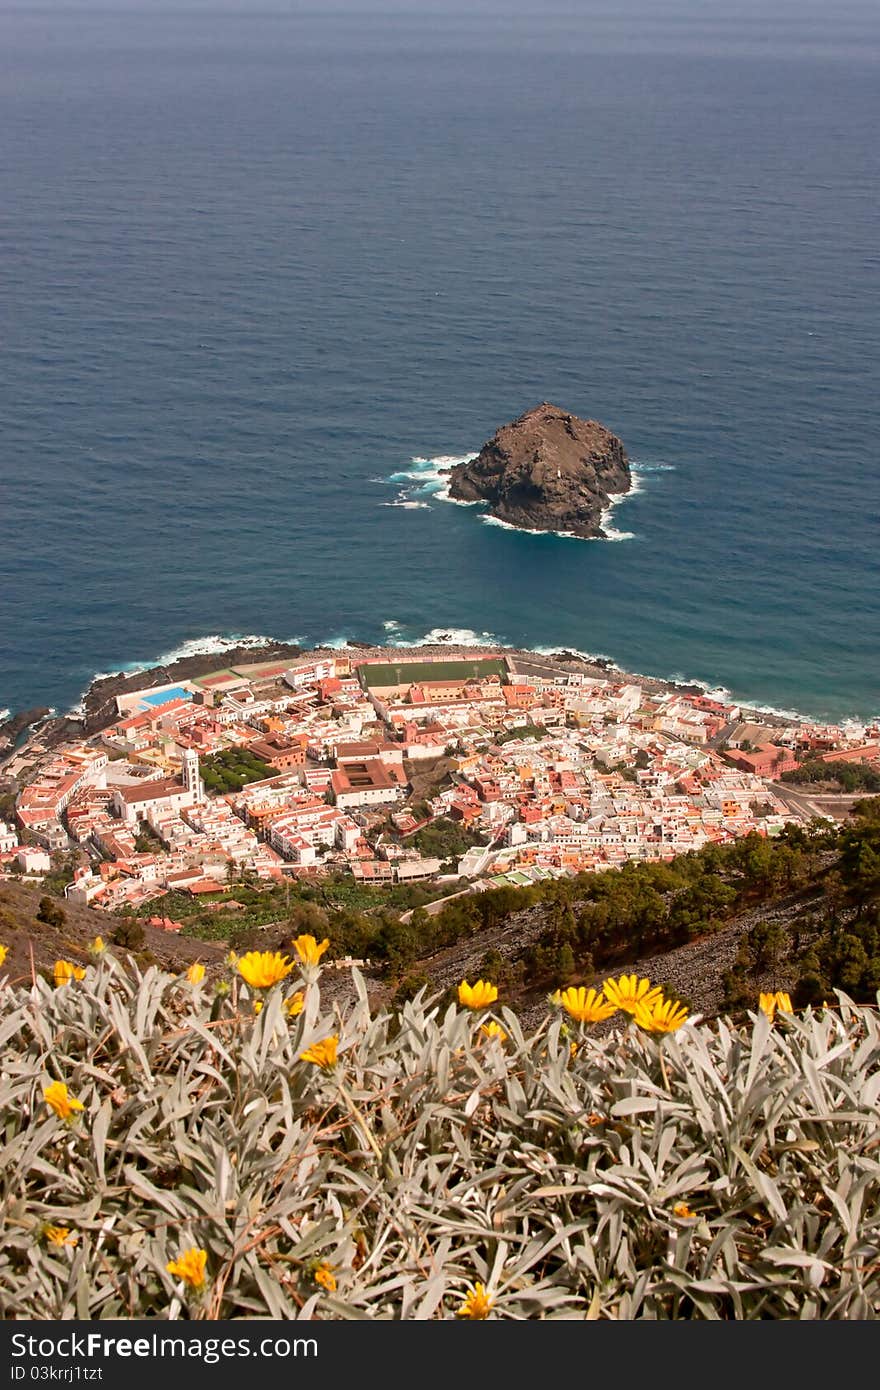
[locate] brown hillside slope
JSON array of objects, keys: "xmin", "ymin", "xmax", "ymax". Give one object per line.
[{"xmin": 0, "ymin": 882, "xmax": 224, "ymax": 986}]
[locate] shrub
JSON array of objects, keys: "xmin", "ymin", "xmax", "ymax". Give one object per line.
[
  {"xmin": 110, "ymin": 918, "xmax": 145, "ymax": 950},
  {"xmin": 1, "ymin": 956, "xmax": 879, "ymax": 1318},
  {"xmin": 36, "ymin": 896, "xmax": 65, "ymax": 928}
]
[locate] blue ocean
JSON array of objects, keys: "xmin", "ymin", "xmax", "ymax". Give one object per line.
[{"xmin": 1, "ymin": 1, "xmax": 878, "ymax": 723}]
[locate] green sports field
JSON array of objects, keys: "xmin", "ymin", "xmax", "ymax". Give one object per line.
[{"xmin": 357, "ymin": 657, "xmax": 509, "ymax": 689}]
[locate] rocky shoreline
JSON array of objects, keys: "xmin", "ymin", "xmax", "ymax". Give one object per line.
[
  {"xmin": 2, "ymin": 633, "xmax": 794, "ymax": 760},
  {"xmin": 75, "ymin": 639, "xmax": 306, "ymax": 736}
]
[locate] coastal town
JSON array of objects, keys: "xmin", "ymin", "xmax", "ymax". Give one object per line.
[{"xmin": 2, "ymin": 646, "xmax": 878, "ymax": 920}]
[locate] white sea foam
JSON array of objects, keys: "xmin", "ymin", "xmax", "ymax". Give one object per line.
[
  {"xmin": 384, "ymin": 450, "xmax": 659, "ymax": 541},
  {"xmin": 623, "ymin": 666, "xmax": 808, "ymax": 721},
  {"xmin": 530, "ymin": 645, "xmax": 619, "ymax": 666},
  {"xmin": 383, "ymin": 452, "xmax": 479, "ymax": 505},
  {"xmin": 344, "ymin": 629, "xmax": 815, "ymax": 720},
  {"xmin": 481, "ymin": 514, "xmax": 596, "ymax": 541},
  {"xmin": 145, "ymin": 633, "xmax": 284, "ymax": 667},
  {"xmin": 0, "ymin": 708, "xmax": 10, "ymax": 723},
  {"xmin": 412, "ymin": 454, "xmax": 478, "ymax": 468},
  {"xmin": 371, "ymin": 625, "xmax": 513, "ymax": 650},
  {"xmin": 66, "ymin": 622, "xmax": 863, "ymax": 732},
  {"xmin": 526, "ymin": 647, "xmax": 821, "ymax": 720},
  {"xmin": 68, "ymin": 633, "xmax": 304, "ymax": 716},
  {"xmin": 598, "ymin": 472, "xmax": 642, "ymax": 541}
]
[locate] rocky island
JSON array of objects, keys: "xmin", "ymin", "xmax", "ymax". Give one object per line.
[{"xmin": 447, "ymin": 402, "xmax": 631, "ymax": 539}]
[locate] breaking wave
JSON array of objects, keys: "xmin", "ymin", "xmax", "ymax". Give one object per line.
[
  {"xmin": 381, "ymin": 450, "xmax": 673, "ymax": 541},
  {"xmin": 68, "ymin": 633, "xmax": 303, "ymax": 716},
  {"xmin": 383, "ymin": 453, "xmax": 479, "ymax": 506},
  {"xmin": 372, "ymin": 622, "xmax": 512, "ymax": 649}
]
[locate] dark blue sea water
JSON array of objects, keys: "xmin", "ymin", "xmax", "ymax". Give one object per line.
[{"xmin": 2, "ymin": 1, "xmax": 878, "ymax": 723}]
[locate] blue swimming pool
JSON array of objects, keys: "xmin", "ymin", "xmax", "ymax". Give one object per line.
[{"xmin": 140, "ymin": 686, "xmax": 192, "ymax": 708}]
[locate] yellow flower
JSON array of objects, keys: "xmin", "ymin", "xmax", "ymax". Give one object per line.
[
  {"xmin": 185, "ymin": 962, "xmax": 206, "ymax": 985},
  {"xmin": 479, "ymin": 1021, "xmax": 508, "ymax": 1043},
  {"xmin": 286, "ymin": 990, "xmax": 305, "ymax": 1018},
  {"xmin": 88, "ymin": 936, "xmax": 105, "ymax": 957},
  {"xmin": 43, "ymin": 1081, "xmax": 85, "ymax": 1122},
  {"xmin": 602, "ymin": 974, "xmax": 663, "ymax": 1015},
  {"xmin": 457, "ymin": 1282, "xmax": 493, "ymax": 1319},
  {"xmin": 457, "ymin": 979, "xmax": 498, "ymax": 1010},
  {"xmin": 673, "ymin": 1202, "xmax": 696, "ymax": 1219},
  {"xmin": 300, "ymin": 1035, "xmax": 339, "ymax": 1069},
  {"xmin": 570, "ymin": 1041, "xmax": 579, "ymax": 1060},
  {"xmin": 236, "ymin": 949, "xmax": 294, "ymax": 989},
  {"xmin": 0, "ymin": 944, "xmax": 8, "ymax": 968},
  {"xmin": 44, "ymin": 1225, "xmax": 78, "ymax": 1247},
  {"xmin": 253, "ymin": 999, "xmax": 263, "ymax": 1015},
  {"xmin": 558, "ymin": 986, "xmax": 618, "ymax": 1024},
  {"xmin": 313, "ymin": 1262, "xmax": 337, "ymax": 1293},
  {"xmin": 166, "ymin": 1247, "xmax": 208, "ymax": 1290},
  {"xmin": 633, "ymin": 996, "xmax": 689, "ymax": 1034},
  {"xmin": 53, "ymin": 959, "xmax": 85, "ymax": 987},
  {"xmin": 292, "ymin": 934, "xmax": 330, "ymax": 968},
  {"xmin": 759, "ymin": 991, "xmax": 793, "ymax": 1023}
]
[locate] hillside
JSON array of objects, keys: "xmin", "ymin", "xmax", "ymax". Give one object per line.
[
  {"xmin": 0, "ymin": 881, "xmax": 225, "ymax": 986},
  {"xmin": 5, "ymin": 795, "xmax": 877, "ymax": 1021}
]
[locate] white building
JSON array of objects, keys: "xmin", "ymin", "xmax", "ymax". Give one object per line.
[{"xmin": 0, "ymin": 821, "xmax": 18, "ymax": 853}]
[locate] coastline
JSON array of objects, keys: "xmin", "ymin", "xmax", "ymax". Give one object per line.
[
  {"xmin": 2, "ymin": 624, "xmax": 873, "ymax": 759},
  {"xmin": 5, "ymin": 634, "xmax": 800, "ymax": 757}
]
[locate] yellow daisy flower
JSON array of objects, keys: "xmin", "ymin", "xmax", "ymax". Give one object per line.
[
  {"xmin": 43, "ymin": 1082, "xmax": 85, "ymax": 1122},
  {"xmin": 53, "ymin": 959, "xmax": 85, "ymax": 987},
  {"xmin": 300, "ymin": 1035, "xmax": 339, "ymax": 1069},
  {"xmin": 313, "ymin": 1262, "xmax": 337, "ymax": 1293},
  {"xmin": 457, "ymin": 1282, "xmax": 493, "ymax": 1319},
  {"xmin": 44, "ymin": 1225, "xmax": 79, "ymax": 1247},
  {"xmin": 166, "ymin": 1247, "xmax": 208, "ymax": 1290},
  {"xmin": 479, "ymin": 1021, "xmax": 508, "ymax": 1043},
  {"xmin": 759, "ymin": 991, "xmax": 793, "ymax": 1023},
  {"xmin": 558, "ymin": 986, "xmax": 618, "ymax": 1024},
  {"xmin": 286, "ymin": 991, "xmax": 305, "ymax": 1018},
  {"xmin": 457, "ymin": 979, "xmax": 498, "ymax": 1010},
  {"xmin": 632, "ymin": 996, "xmax": 689, "ymax": 1034},
  {"xmin": 292, "ymin": 934, "xmax": 330, "ymax": 967},
  {"xmin": 236, "ymin": 950, "xmax": 294, "ymax": 989},
  {"xmin": 602, "ymin": 974, "xmax": 662, "ymax": 1015}
]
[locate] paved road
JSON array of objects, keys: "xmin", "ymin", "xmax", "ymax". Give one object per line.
[{"xmin": 769, "ymin": 782, "xmax": 861, "ymax": 823}]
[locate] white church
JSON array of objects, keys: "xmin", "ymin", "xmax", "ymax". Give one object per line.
[{"xmin": 112, "ymin": 747, "xmax": 205, "ymax": 826}]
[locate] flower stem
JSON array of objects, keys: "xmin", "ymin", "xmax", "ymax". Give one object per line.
[{"xmin": 336, "ymin": 1079, "xmax": 383, "ymax": 1162}]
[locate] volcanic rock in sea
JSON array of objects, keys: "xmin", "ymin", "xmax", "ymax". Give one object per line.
[{"xmin": 447, "ymin": 402, "xmax": 631, "ymax": 539}]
